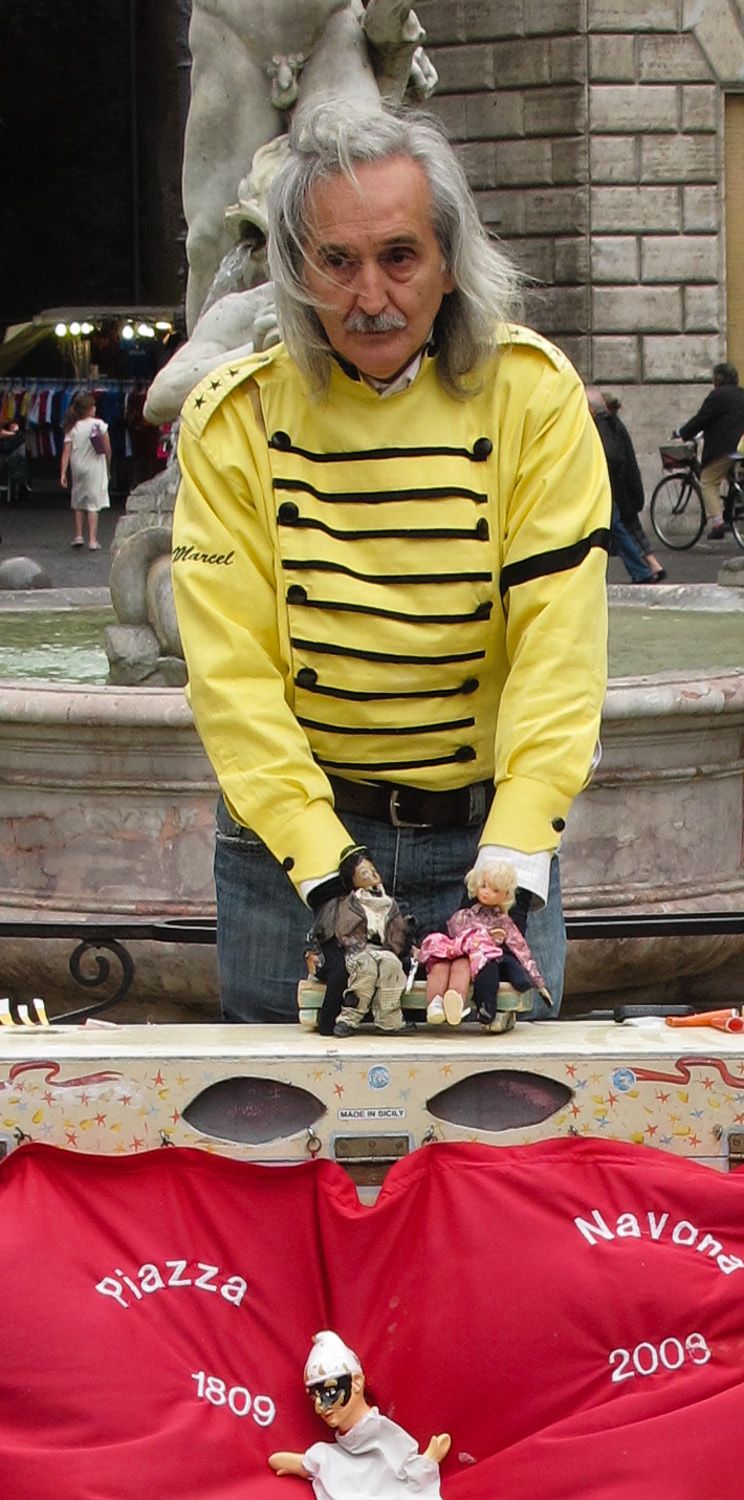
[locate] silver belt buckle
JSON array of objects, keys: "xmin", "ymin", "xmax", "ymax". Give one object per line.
[{"xmin": 389, "ymin": 788, "xmax": 432, "ymax": 829}]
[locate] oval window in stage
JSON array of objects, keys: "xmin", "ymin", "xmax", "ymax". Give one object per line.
[
  {"xmin": 427, "ymin": 1069, "xmax": 573, "ymax": 1132},
  {"xmin": 182, "ymin": 1076, "xmax": 326, "ymax": 1144}
]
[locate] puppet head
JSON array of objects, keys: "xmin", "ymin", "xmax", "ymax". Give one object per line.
[
  {"xmin": 339, "ymin": 845, "xmax": 384, "ymax": 895},
  {"xmin": 304, "ymin": 1330, "xmax": 368, "ymax": 1432},
  {"xmin": 464, "ymin": 858, "xmax": 518, "ymax": 912}
]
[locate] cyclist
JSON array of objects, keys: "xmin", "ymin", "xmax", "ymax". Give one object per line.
[{"xmin": 675, "ymin": 363, "xmax": 744, "ymax": 539}]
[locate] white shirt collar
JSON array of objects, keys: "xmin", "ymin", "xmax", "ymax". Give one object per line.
[{"xmin": 362, "ymin": 348, "xmax": 426, "ymax": 398}]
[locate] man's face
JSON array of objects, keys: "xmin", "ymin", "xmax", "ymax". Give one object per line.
[{"xmin": 302, "ymin": 155, "xmax": 455, "ymax": 381}]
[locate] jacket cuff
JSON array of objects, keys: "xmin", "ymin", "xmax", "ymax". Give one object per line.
[
  {"xmin": 222, "ymin": 786, "xmax": 354, "ymax": 892},
  {"xmin": 481, "ymin": 776, "xmax": 572, "ymax": 853}
]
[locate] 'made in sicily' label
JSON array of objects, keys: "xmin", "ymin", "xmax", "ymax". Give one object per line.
[{"xmin": 337, "ymin": 1107, "xmax": 407, "ymax": 1121}]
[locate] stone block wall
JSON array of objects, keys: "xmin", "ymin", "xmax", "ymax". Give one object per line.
[
  {"xmin": 417, "ymin": 0, "xmax": 591, "ymax": 373},
  {"xmin": 414, "ymin": 0, "xmax": 744, "ymax": 464}
]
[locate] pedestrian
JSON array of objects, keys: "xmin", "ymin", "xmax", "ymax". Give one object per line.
[
  {"xmin": 0, "ymin": 420, "xmax": 30, "ymax": 502},
  {"xmin": 59, "ymin": 392, "xmax": 111, "ymax": 550},
  {"xmin": 586, "ymin": 388, "xmax": 662, "ymax": 584},
  {"xmin": 600, "ymin": 392, "xmax": 665, "ymax": 580},
  {"xmin": 675, "ymin": 362, "xmax": 744, "ymax": 539},
  {"xmin": 172, "ymin": 101, "xmax": 611, "ymax": 1025}
]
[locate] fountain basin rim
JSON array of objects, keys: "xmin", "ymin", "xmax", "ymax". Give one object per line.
[
  {"xmin": 2, "ymin": 667, "xmax": 744, "ymax": 728},
  {"xmin": 0, "ymin": 678, "xmax": 196, "ymax": 729},
  {"xmin": 0, "ymin": 585, "xmax": 112, "ymax": 612},
  {"xmin": 605, "ymin": 669, "xmax": 744, "ymax": 720},
  {"xmin": 609, "ymin": 582, "xmax": 744, "ymax": 611}
]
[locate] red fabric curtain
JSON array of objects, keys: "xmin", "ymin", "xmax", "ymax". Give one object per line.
[{"xmin": 2, "ymin": 1137, "xmax": 744, "ymax": 1498}]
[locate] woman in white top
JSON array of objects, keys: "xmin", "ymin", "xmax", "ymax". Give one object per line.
[{"xmin": 59, "ymin": 392, "xmax": 111, "ymax": 549}]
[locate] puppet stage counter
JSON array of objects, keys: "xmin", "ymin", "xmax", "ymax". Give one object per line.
[{"xmin": 2, "ymin": 1021, "xmax": 744, "ymax": 1181}]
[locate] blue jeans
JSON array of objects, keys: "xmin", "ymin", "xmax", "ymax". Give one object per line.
[
  {"xmin": 610, "ymin": 506, "xmax": 652, "ymax": 583},
  {"xmin": 214, "ymin": 797, "xmax": 566, "ymax": 1024}
]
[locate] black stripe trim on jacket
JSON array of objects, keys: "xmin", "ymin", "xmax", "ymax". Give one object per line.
[
  {"xmin": 283, "ymin": 559, "xmax": 493, "ymax": 585},
  {"xmin": 499, "ymin": 527, "xmax": 611, "ymax": 597},
  {"xmin": 274, "ymin": 478, "xmax": 488, "ymax": 505},
  {"xmin": 269, "ymin": 439, "xmax": 487, "ymax": 463},
  {"xmin": 295, "ymin": 680, "xmax": 479, "ymax": 703},
  {"xmin": 291, "ymin": 637, "xmax": 486, "ymax": 665},
  {"xmin": 288, "ymin": 597, "xmax": 492, "ymax": 625},
  {"xmin": 297, "ymin": 716, "xmax": 476, "ymax": 736},
  {"xmin": 317, "ymin": 752, "xmax": 477, "ymax": 772},
  {"xmin": 280, "ymin": 517, "xmax": 489, "ymax": 543}
]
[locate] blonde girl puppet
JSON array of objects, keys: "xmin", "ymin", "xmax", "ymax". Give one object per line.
[{"xmin": 419, "ymin": 859, "xmax": 551, "ymax": 1028}]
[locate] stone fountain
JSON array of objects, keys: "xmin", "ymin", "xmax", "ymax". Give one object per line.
[{"xmin": 3, "ymin": 584, "xmax": 744, "ymax": 1017}]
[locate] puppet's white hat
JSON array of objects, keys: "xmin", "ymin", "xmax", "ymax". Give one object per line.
[{"xmin": 304, "ymin": 1330, "xmax": 362, "ymax": 1384}]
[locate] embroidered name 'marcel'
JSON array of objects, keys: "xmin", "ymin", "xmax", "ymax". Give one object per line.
[
  {"xmin": 573, "ymin": 1207, "xmax": 744, "ymax": 1276},
  {"xmin": 95, "ymin": 1257, "xmax": 249, "ymax": 1309},
  {"xmin": 172, "ymin": 544, "xmax": 235, "ymax": 565}
]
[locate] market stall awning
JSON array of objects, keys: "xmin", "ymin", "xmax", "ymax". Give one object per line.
[
  {"xmin": 32, "ymin": 306, "xmax": 176, "ymax": 325},
  {"xmin": 0, "ymin": 306, "xmax": 178, "ymax": 378},
  {"xmin": 0, "ymin": 321, "xmax": 51, "ymax": 376}
]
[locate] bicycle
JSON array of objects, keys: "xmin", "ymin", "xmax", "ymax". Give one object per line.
[{"xmin": 650, "ymin": 441, "xmax": 744, "ymax": 551}]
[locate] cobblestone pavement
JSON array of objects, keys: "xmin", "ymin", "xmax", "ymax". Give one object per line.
[
  {"xmin": 0, "ymin": 490, "xmax": 740, "ymax": 591},
  {"xmin": 0, "ymin": 493, "xmax": 121, "ymax": 590}
]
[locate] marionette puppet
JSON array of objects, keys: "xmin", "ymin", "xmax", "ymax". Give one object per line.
[
  {"xmin": 268, "ymin": 1329, "xmax": 451, "ymax": 1499},
  {"xmin": 418, "ymin": 858, "xmax": 551, "ymax": 1029},
  {"xmin": 307, "ymin": 846, "xmax": 415, "ymax": 1037}
]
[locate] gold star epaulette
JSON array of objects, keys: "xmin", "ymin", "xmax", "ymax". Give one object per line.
[
  {"xmin": 183, "ymin": 345, "xmax": 283, "ymax": 435},
  {"xmin": 503, "ymin": 323, "xmax": 568, "ymax": 371}
]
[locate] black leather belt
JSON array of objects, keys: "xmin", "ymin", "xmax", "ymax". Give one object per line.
[{"xmin": 328, "ymin": 775, "xmax": 493, "ymax": 829}]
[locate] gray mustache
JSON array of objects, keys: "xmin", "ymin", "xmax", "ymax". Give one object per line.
[{"xmin": 344, "ymin": 310, "xmax": 408, "ymax": 334}]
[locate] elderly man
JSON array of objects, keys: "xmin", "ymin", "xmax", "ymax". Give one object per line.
[{"xmin": 172, "ymin": 102, "xmax": 610, "ymax": 1024}]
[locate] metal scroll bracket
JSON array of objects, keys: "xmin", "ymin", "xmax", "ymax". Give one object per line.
[{"xmin": 57, "ymin": 936, "xmax": 136, "ymax": 1024}]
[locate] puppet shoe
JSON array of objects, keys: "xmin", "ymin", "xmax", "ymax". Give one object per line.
[
  {"xmin": 426, "ymin": 996, "xmax": 446, "ymax": 1025},
  {"xmin": 443, "ymin": 989, "xmax": 465, "ymax": 1026},
  {"xmin": 374, "ymin": 1020, "xmax": 416, "ymax": 1034},
  {"xmin": 333, "ymin": 1021, "xmax": 356, "ymax": 1037}
]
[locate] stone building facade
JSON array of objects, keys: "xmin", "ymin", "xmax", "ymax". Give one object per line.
[{"xmin": 415, "ymin": 0, "xmax": 744, "ymax": 468}]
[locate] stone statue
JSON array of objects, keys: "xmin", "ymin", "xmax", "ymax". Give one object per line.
[
  {"xmin": 111, "ymin": 0, "xmax": 437, "ymax": 686},
  {"xmin": 183, "ymin": 0, "xmax": 350, "ymax": 332}
]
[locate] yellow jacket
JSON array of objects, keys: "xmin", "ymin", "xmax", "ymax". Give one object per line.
[{"xmin": 173, "ymin": 326, "xmax": 610, "ymax": 892}]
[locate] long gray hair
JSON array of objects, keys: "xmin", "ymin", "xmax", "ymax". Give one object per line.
[{"xmin": 267, "ymin": 101, "xmax": 523, "ymax": 397}]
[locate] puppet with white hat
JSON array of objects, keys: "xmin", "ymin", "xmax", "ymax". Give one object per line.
[{"xmin": 268, "ymin": 1329, "xmax": 450, "ymax": 1498}]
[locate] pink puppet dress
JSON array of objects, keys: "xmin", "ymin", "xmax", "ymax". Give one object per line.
[{"xmin": 419, "ymin": 903, "xmax": 549, "ymax": 1026}]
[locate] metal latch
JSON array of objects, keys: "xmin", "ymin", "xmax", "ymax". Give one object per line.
[
  {"xmin": 332, "ymin": 1133, "xmax": 410, "ymax": 1185},
  {"xmin": 726, "ymin": 1130, "xmax": 744, "ymax": 1170}
]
